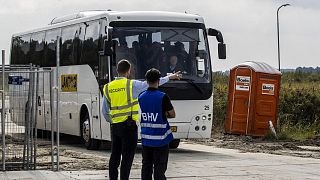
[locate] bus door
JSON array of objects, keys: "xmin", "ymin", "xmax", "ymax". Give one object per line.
[
  {"xmin": 98, "ymin": 54, "xmax": 111, "ymax": 140},
  {"xmin": 91, "ymin": 93, "xmax": 101, "ymax": 139},
  {"xmin": 35, "ymin": 72, "xmax": 44, "ymax": 130},
  {"xmin": 99, "ymin": 18, "xmax": 112, "ymax": 140},
  {"xmin": 37, "ymin": 72, "xmax": 50, "ymax": 131}
]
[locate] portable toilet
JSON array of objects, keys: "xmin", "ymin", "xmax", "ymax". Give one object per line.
[{"xmin": 225, "ymin": 61, "xmax": 281, "ymax": 136}]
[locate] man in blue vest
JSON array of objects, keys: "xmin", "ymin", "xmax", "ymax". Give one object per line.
[
  {"xmin": 102, "ymin": 60, "xmax": 180, "ymax": 180},
  {"xmin": 138, "ymin": 68, "xmax": 176, "ymax": 180}
]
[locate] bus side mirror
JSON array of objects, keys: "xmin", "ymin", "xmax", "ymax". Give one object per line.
[
  {"xmin": 103, "ymin": 39, "xmax": 117, "ymax": 66},
  {"xmin": 218, "ymin": 43, "xmax": 226, "ymax": 59},
  {"xmin": 207, "ymin": 28, "xmax": 218, "ymax": 36},
  {"xmin": 207, "ymin": 28, "xmax": 227, "ymax": 59},
  {"xmin": 103, "ymin": 27, "xmax": 114, "ymax": 56},
  {"xmin": 207, "ymin": 28, "xmax": 224, "ymax": 43},
  {"xmin": 103, "ymin": 39, "xmax": 113, "ymax": 56}
]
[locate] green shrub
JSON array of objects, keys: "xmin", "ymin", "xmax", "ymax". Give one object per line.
[
  {"xmin": 278, "ymin": 87, "xmax": 320, "ymax": 126},
  {"xmin": 278, "ymin": 122, "xmax": 320, "ymax": 141},
  {"xmin": 212, "ymin": 72, "xmax": 229, "ymax": 130}
]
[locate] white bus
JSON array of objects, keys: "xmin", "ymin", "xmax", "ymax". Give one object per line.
[{"xmin": 10, "ymin": 10, "xmax": 226, "ymax": 149}]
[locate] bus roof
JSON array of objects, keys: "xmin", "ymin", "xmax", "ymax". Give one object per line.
[{"xmin": 13, "ymin": 10, "xmax": 205, "ymax": 37}]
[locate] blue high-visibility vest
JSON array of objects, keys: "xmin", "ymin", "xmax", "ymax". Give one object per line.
[{"xmin": 138, "ymin": 90, "xmax": 173, "ymax": 147}]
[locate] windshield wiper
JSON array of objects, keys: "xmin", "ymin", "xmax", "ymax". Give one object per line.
[{"xmin": 179, "ymin": 78, "xmax": 204, "ymax": 94}]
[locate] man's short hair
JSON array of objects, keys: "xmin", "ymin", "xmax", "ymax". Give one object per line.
[
  {"xmin": 117, "ymin": 59, "xmax": 131, "ymax": 74},
  {"xmin": 145, "ymin": 68, "xmax": 161, "ymax": 84}
]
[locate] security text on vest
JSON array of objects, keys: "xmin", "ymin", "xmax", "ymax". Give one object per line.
[{"xmin": 109, "ymin": 88, "xmax": 126, "ymax": 93}]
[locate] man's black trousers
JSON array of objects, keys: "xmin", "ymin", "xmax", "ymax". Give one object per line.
[
  {"xmin": 109, "ymin": 120, "xmax": 138, "ymax": 180},
  {"xmin": 141, "ymin": 144, "xmax": 169, "ymax": 180}
]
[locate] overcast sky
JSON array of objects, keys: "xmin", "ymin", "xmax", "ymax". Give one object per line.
[{"xmin": 0, "ymin": 0, "xmax": 319, "ymax": 71}]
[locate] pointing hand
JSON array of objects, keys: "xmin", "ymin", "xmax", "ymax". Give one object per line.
[{"xmin": 169, "ymin": 71, "xmax": 181, "ymax": 80}]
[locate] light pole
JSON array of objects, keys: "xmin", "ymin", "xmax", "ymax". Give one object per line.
[{"xmin": 277, "ymin": 3, "xmax": 290, "ymax": 71}]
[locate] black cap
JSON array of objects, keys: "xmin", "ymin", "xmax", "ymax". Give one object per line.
[{"xmin": 145, "ymin": 68, "xmax": 161, "ymax": 83}]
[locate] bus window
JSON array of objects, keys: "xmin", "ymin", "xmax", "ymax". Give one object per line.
[
  {"xmin": 111, "ymin": 35, "xmax": 139, "ymax": 78},
  {"xmin": 44, "ymin": 28, "xmax": 61, "ymax": 67},
  {"xmin": 11, "ymin": 34, "xmax": 31, "ymax": 65},
  {"xmin": 80, "ymin": 20, "xmax": 100, "ymax": 70},
  {"xmin": 30, "ymin": 32, "xmax": 45, "ymax": 66},
  {"xmin": 61, "ymin": 25, "xmax": 79, "ymax": 66}
]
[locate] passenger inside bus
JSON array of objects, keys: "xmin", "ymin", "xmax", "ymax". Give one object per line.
[
  {"xmin": 114, "ymin": 40, "xmax": 138, "ymax": 78},
  {"xmin": 174, "ymin": 41, "xmax": 189, "ymax": 72},
  {"xmin": 166, "ymin": 55, "xmax": 183, "ymax": 74},
  {"xmin": 130, "ymin": 41, "xmax": 140, "ymax": 55},
  {"xmin": 146, "ymin": 42, "xmax": 164, "ymax": 70}
]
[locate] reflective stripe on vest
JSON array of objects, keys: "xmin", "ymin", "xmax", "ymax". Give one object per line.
[
  {"xmin": 140, "ymin": 123, "xmax": 167, "ymax": 128},
  {"xmin": 112, "ymin": 111, "xmax": 139, "ymax": 118},
  {"xmin": 103, "ymin": 78, "xmax": 139, "ymax": 123},
  {"xmin": 141, "ymin": 129, "xmax": 172, "ymax": 140}
]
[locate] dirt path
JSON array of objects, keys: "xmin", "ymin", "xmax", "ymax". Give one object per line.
[{"xmin": 190, "ymin": 133, "xmax": 320, "ymax": 159}]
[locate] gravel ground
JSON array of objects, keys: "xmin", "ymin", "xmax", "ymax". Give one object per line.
[
  {"xmin": 1, "ymin": 136, "xmax": 140, "ymax": 171},
  {"xmin": 2, "ymin": 133, "xmax": 320, "ymax": 171}
]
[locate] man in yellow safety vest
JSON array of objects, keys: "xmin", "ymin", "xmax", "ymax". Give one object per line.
[{"xmin": 102, "ymin": 59, "xmax": 180, "ymax": 180}]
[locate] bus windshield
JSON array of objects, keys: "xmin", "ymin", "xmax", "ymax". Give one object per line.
[
  {"xmin": 112, "ymin": 26, "xmax": 211, "ymax": 83},
  {"xmin": 110, "ymin": 23, "xmax": 213, "ymax": 100}
]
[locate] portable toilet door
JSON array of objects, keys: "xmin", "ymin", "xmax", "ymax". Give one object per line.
[
  {"xmin": 250, "ymin": 70, "xmax": 281, "ymax": 136},
  {"xmin": 227, "ymin": 67, "xmax": 254, "ymax": 135}
]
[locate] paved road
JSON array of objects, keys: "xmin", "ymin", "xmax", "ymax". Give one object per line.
[{"xmin": 1, "ymin": 142, "xmax": 320, "ymax": 179}]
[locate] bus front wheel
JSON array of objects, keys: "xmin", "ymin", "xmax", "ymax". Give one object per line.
[
  {"xmin": 169, "ymin": 139, "xmax": 180, "ymax": 149},
  {"xmin": 81, "ymin": 112, "xmax": 100, "ymax": 150}
]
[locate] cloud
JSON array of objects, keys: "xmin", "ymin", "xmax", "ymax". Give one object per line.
[
  {"xmin": 289, "ymin": 0, "xmax": 320, "ymax": 10},
  {"xmin": 0, "ymin": 0, "xmax": 319, "ymax": 70},
  {"xmin": 0, "ymin": 0, "xmax": 38, "ymax": 15}
]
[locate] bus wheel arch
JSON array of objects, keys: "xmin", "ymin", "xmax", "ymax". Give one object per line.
[
  {"xmin": 169, "ymin": 139, "xmax": 180, "ymax": 149},
  {"xmin": 80, "ymin": 105, "xmax": 100, "ymax": 150}
]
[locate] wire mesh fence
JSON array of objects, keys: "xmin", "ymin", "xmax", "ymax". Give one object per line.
[{"xmin": 0, "ymin": 63, "xmax": 57, "ymax": 171}]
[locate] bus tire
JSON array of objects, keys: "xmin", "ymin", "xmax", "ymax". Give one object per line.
[
  {"xmin": 81, "ymin": 111, "xmax": 100, "ymax": 150},
  {"xmin": 169, "ymin": 139, "xmax": 180, "ymax": 149}
]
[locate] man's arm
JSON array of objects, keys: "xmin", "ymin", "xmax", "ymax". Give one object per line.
[
  {"xmin": 101, "ymin": 96, "xmax": 112, "ymax": 123},
  {"xmin": 132, "ymin": 71, "xmax": 181, "ymax": 99},
  {"xmin": 166, "ymin": 109, "xmax": 176, "ymax": 119},
  {"xmin": 162, "ymin": 94, "xmax": 175, "ymax": 119},
  {"xmin": 132, "ymin": 76, "xmax": 168, "ymax": 96}
]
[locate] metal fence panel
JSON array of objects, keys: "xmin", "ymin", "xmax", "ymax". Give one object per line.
[{"xmin": 0, "ymin": 62, "xmax": 55, "ymax": 171}]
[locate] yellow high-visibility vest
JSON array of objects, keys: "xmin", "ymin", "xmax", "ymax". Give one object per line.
[{"xmin": 103, "ymin": 78, "xmax": 139, "ymax": 124}]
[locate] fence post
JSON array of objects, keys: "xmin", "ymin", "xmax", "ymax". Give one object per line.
[
  {"xmin": 33, "ymin": 67, "xmax": 40, "ymax": 170},
  {"xmin": 50, "ymin": 70, "xmax": 54, "ymax": 171},
  {"xmin": 1, "ymin": 50, "xmax": 5, "ymax": 171},
  {"xmin": 26, "ymin": 64, "xmax": 34, "ymax": 170},
  {"xmin": 30, "ymin": 66, "xmax": 34, "ymax": 169},
  {"xmin": 54, "ymin": 36, "xmax": 61, "ymax": 171}
]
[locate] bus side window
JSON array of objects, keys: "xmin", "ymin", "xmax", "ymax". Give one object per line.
[
  {"xmin": 80, "ymin": 20, "xmax": 100, "ymax": 70},
  {"xmin": 30, "ymin": 32, "xmax": 45, "ymax": 66},
  {"xmin": 11, "ymin": 34, "xmax": 31, "ymax": 65},
  {"xmin": 61, "ymin": 25, "xmax": 80, "ymax": 66},
  {"xmin": 44, "ymin": 28, "xmax": 61, "ymax": 67}
]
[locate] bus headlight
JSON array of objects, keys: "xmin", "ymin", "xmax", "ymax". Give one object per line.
[{"xmin": 202, "ymin": 115, "xmax": 206, "ymax": 120}]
